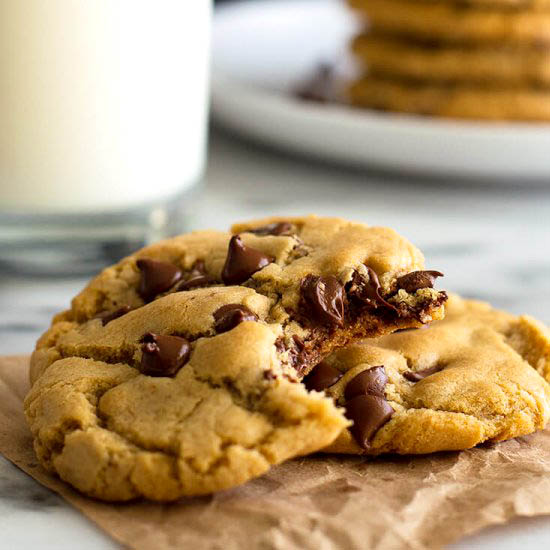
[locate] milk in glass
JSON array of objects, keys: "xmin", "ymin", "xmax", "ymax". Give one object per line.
[{"xmin": 0, "ymin": 0, "xmax": 211, "ymax": 213}]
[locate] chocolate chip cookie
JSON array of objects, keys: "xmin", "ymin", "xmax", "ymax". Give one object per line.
[
  {"xmin": 365, "ymin": 0, "xmax": 550, "ymax": 6},
  {"xmin": 348, "ymin": 75, "xmax": 550, "ymax": 121},
  {"xmin": 349, "ymin": 0, "xmax": 550, "ymax": 46},
  {"xmin": 304, "ymin": 294, "xmax": 550, "ymax": 455},
  {"xmin": 353, "ymin": 32, "xmax": 550, "ymax": 86},
  {"xmin": 25, "ymin": 216, "xmax": 447, "ymax": 501},
  {"xmin": 30, "ymin": 216, "xmax": 447, "ymax": 382}
]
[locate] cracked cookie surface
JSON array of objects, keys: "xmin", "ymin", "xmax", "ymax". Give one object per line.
[
  {"xmin": 30, "ymin": 215, "xmax": 446, "ymax": 383},
  {"xmin": 25, "ymin": 215, "xmax": 446, "ymax": 501},
  {"xmin": 25, "ymin": 321, "xmax": 349, "ymax": 501},
  {"xmin": 306, "ymin": 294, "xmax": 550, "ymax": 455}
]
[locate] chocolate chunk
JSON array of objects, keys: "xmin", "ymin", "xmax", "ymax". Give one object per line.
[
  {"xmin": 345, "ymin": 395, "xmax": 394, "ymax": 450},
  {"xmin": 344, "ymin": 366, "xmax": 388, "ymax": 400},
  {"xmin": 174, "ymin": 260, "xmax": 214, "ymax": 291},
  {"xmin": 96, "ymin": 306, "xmax": 132, "ymax": 326},
  {"xmin": 214, "ymin": 304, "xmax": 258, "ymax": 333},
  {"xmin": 403, "ymin": 365, "xmax": 444, "ymax": 382},
  {"xmin": 396, "ymin": 270, "xmax": 444, "ymax": 294},
  {"xmin": 222, "ymin": 235, "xmax": 274, "ymax": 285},
  {"xmin": 249, "ymin": 222, "xmax": 293, "ymax": 236},
  {"xmin": 136, "ymin": 259, "xmax": 183, "ymax": 301},
  {"xmin": 350, "ymin": 267, "xmax": 397, "ymax": 312},
  {"xmin": 303, "ymin": 361, "xmax": 343, "ymax": 392},
  {"xmin": 301, "ymin": 275, "xmax": 345, "ymax": 327},
  {"xmin": 140, "ymin": 333, "xmax": 190, "ymax": 377}
]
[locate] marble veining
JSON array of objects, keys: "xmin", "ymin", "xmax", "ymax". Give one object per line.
[{"xmin": 0, "ymin": 458, "xmax": 59, "ymax": 510}]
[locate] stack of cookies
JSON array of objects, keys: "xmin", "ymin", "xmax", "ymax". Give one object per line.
[
  {"xmin": 25, "ymin": 216, "xmax": 550, "ymax": 501},
  {"xmin": 346, "ymin": 0, "xmax": 550, "ymax": 120}
]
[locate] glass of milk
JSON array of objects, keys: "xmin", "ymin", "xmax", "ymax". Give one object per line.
[{"xmin": 0, "ymin": 0, "xmax": 211, "ymax": 274}]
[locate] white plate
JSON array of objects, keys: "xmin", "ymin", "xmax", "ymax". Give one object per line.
[{"xmin": 211, "ymin": 0, "xmax": 550, "ymax": 181}]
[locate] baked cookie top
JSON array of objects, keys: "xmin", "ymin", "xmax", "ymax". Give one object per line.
[
  {"xmin": 31, "ymin": 215, "xmax": 446, "ymax": 382},
  {"xmin": 25, "ymin": 322, "xmax": 349, "ymax": 501},
  {"xmin": 26, "ymin": 215, "xmax": 446, "ymax": 501},
  {"xmin": 305, "ymin": 294, "xmax": 550, "ymax": 455}
]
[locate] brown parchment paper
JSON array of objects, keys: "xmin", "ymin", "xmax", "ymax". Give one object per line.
[{"xmin": 2, "ymin": 355, "xmax": 550, "ymax": 550}]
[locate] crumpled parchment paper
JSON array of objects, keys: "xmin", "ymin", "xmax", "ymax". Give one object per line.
[{"xmin": 2, "ymin": 355, "xmax": 550, "ymax": 550}]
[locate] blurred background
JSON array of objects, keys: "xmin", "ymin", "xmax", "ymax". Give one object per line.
[
  {"xmin": 0, "ymin": 1, "xmax": 549, "ymax": 547},
  {"xmin": 1, "ymin": 0, "xmax": 549, "ymax": 356}
]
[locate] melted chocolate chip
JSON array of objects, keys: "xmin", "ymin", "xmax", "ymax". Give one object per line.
[
  {"xmin": 222, "ymin": 235, "xmax": 274, "ymax": 285},
  {"xmin": 249, "ymin": 222, "xmax": 293, "ymax": 236},
  {"xmin": 301, "ymin": 275, "xmax": 345, "ymax": 327},
  {"xmin": 96, "ymin": 306, "xmax": 132, "ymax": 326},
  {"xmin": 394, "ymin": 289, "xmax": 448, "ymax": 322},
  {"xmin": 349, "ymin": 267, "xmax": 397, "ymax": 312},
  {"xmin": 342, "ymin": 364, "xmax": 393, "ymax": 449},
  {"xmin": 344, "ymin": 366, "xmax": 388, "ymax": 401},
  {"xmin": 290, "ymin": 335, "xmax": 308, "ymax": 372},
  {"xmin": 214, "ymin": 304, "xmax": 258, "ymax": 333},
  {"xmin": 136, "ymin": 259, "xmax": 183, "ymax": 301},
  {"xmin": 303, "ymin": 361, "xmax": 343, "ymax": 392},
  {"xmin": 275, "ymin": 337, "xmax": 286, "ymax": 354},
  {"xmin": 174, "ymin": 260, "xmax": 214, "ymax": 292},
  {"xmin": 403, "ymin": 365, "xmax": 444, "ymax": 382},
  {"xmin": 345, "ymin": 395, "xmax": 394, "ymax": 450},
  {"xmin": 396, "ymin": 270, "xmax": 444, "ymax": 294},
  {"xmin": 140, "ymin": 333, "xmax": 190, "ymax": 377}
]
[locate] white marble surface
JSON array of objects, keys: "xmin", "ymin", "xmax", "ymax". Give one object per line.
[{"xmin": 1, "ymin": 128, "xmax": 550, "ymax": 549}]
